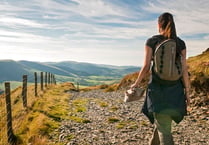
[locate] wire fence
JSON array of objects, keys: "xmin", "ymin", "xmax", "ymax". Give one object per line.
[{"xmin": 0, "ymin": 72, "xmax": 56, "ymax": 145}]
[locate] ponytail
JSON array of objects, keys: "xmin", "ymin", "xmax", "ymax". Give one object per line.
[
  {"xmin": 158, "ymin": 12, "xmax": 181, "ymax": 55},
  {"xmin": 158, "ymin": 12, "xmax": 177, "ymax": 39}
]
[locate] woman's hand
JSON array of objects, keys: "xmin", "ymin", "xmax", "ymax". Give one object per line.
[
  {"xmin": 185, "ymin": 90, "xmax": 190, "ymax": 107},
  {"xmin": 181, "ymin": 49, "xmax": 191, "ymax": 108},
  {"xmin": 185, "ymin": 88, "xmax": 191, "ymax": 113},
  {"xmin": 130, "ymin": 83, "xmax": 138, "ymax": 89}
]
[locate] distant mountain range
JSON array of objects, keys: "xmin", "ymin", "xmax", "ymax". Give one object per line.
[{"xmin": 0, "ymin": 60, "xmax": 139, "ymax": 85}]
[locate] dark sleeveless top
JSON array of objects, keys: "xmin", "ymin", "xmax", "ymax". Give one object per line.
[
  {"xmin": 142, "ymin": 35, "xmax": 187, "ymax": 124},
  {"xmin": 146, "ymin": 35, "xmax": 186, "ymax": 53}
]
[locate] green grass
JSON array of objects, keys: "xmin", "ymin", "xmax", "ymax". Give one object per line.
[
  {"xmin": 109, "ymin": 106, "xmax": 119, "ymax": 112},
  {"xmin": 116, "ymin": 122, "xmax": 127, "ymax": 129},
  {"xmin": 99, "ymin": 101, "xmax": 108, "ymax": 107},
  {"xmin": 68, "ymin": 97, "xmax": 92, "ymax": 124},
  {"xmin": 65, "ymin": 134, "xmax": 74, "ymax": 141},
  {"xmin": 69, "ymin": 116, "xmax": 91, "ymax": 123},
  {"xmin": 116, "ymin": 121, "xmax": 138, "ymax": 129},
  {"xmin": 0, "ymin": 83, "xmax": 75, "ymax": 145},
  {"xmin": 140, "ymin": 121, "xmax": 148, "ymax": 126},
  {"xmin": 72, "ymin": 98, "xmax": 88, "ymax": 113},
  {"xmin": 108, "ymin": 117, "xmax": 120, "ymax": 123}
]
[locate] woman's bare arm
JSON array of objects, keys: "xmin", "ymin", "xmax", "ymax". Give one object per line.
[
  {"xmin": 181, "ymin": 49, "xmax": 190, "ymax": 106},
  {"xmin": 131, "ymin": 45, "xmax": 152, "ymax": 87}
]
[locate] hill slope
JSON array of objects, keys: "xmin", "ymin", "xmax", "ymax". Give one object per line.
[
  {"xmin": 187, "ymin": 48, "xmax": 209, "ymax": 77},
  {"xmin": 0, "ymin": 60, "xmax": 30, "ymax": 82},
  {"xmin": 187, "ymin": 48, "xmax": 209, "ymax": 96},
  {"xmin": 19, "ymin": 61, "xmax": 75, "ymax": 77},
  {"xmin": 0, "ymin": 60, "xmax": 139, "ymax": 85},
  {"xmin": 46, "ymin": 61, "xmax": 139, "ymax": 77}
]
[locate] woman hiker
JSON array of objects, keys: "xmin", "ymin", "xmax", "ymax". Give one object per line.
[{"xmin": 131, "ymin": 12, "xmax": 190, "ymax": 145}]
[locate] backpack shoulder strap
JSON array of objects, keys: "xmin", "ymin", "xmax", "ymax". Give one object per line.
[
  {"xmin": 151, "ymin": 36, "xmax": 165, "ymax": 60},
  {"xmin": 155, "ymin": 39, "xmax": 176, "ymax": 53}
]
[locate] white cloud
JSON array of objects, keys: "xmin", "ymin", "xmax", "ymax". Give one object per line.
[
  {"xmin": 0, "ymin": 17, "xmax": 46, "ymax": 28},
  {"xmin": 0, "ymin": 30, "xmax": 53, "ymax": 43},
  {"xmin": 30, "ymin": 0, "xmax": 129, "ymax": 19},
  {"xmin": 70, "ymin": 0, "xmax": 125, "ymax": 17},
  {"xmin": 0, "ymin": 1, "xmax": 30, "ymax": 12}
]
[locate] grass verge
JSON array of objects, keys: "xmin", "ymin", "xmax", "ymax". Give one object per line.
[{"xmin": 0, "ymin": 82, "xmax": 75, "ymax": 145}]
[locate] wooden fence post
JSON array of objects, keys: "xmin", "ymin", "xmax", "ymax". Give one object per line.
[
  {"xmin": 52, "ymin": 74, "xmax": 55, "ymax": 84},
  {"xmin": 51, "ymin": 73, "xmax": 53, "ymax": 84},
  {"xmin": 41, "ymin": 72, "xmax": 43, "ymax": 91},
  {"xmin": 4, "ymin": 82, "xmax": 15, "ymax": 144},
  {"xmin": 22, "ymin": 75, "xmax": 27, "ymax": 108},
  {"xmin": 45, "ymin": 72, "xmax": 47, "ymax": 87},
  {"xmin": 48, "ymin": 72, "xmax": 50, "ymax": 85},
  {"xmin": 53, "ymin": 74, "xmax": 56, "ymax": 85},
  {"xmin": 77, "ymin": 82, "xmax": 79, "ymax": 91},
  {"xmin": 34, "ymin": 72, "xmax": 37, "ymax": 96},
  {"xmin": 54, "ymin": 75, "xmax": 56, "ymax": 85}
]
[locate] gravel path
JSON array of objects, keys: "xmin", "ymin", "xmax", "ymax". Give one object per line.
[{"xmin": 57, "ymin": 90, "xmax": 209, "ymax": 145}]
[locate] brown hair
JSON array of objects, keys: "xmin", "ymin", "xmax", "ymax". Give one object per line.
[{"xmin": 158, "ymin": 12, "xmax": 177, "ymax": 39}]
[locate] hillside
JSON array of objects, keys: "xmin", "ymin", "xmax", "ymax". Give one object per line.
[
  {"xmin": 0, "ymin": 60, "xmax": 29, "ymax": 82},
  {"xmin": 0, "ymin": 60, "xmax": 139, "ymax": 86},
  {"xmin": 46, "ymin": 61, "xmax": 139, "ymax": 77},
  {"xmin": 187, "ymin": 48, "xmax": 209, "ymax": 77},
  {"xmin": 187, "ymin": 48, "xmax": 209, "ymax": 95},
  {"xmin": 19, "ymin": 61, "xmax": 75, "ymax": 77}
]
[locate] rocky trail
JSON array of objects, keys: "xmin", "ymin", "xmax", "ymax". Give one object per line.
[{"xmin": 56, "ymin": 90, "xmax": 209, "ymax": 145}]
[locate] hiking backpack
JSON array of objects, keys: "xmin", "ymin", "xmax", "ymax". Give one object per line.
[{"xmin": 153, "ymin": 39, "xmax": 182, "ymax": 81}]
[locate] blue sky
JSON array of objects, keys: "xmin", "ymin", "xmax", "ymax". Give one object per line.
[{"xmin": 0, "ymin": 0, "xmax": 209, "ymax": 66}]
